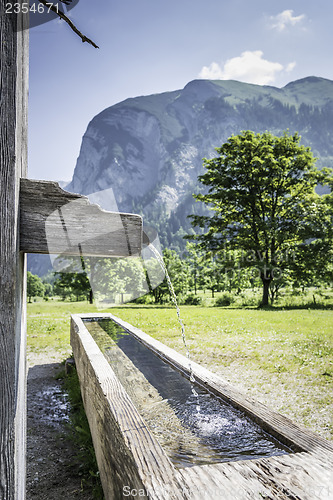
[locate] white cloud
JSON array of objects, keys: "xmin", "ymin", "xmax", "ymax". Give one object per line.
[
  {"xmin": 270, "ymin": 10, "xmax": 305, "ymax": 31},
  {"xmin": 198, "ymin": 51, "xmax": 294, "ymax": 86},
  {"xmin": 286, "ymin": 62, "xmax": 296, "ymax": 73},
  {"xmin": 199, "ymin": 62, "xmax": 225, "ymax": 80}
]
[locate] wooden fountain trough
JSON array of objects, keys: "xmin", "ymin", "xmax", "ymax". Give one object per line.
[{"xmin": 71, "ymin": 313, "xmax": 333, "ymax": 500}]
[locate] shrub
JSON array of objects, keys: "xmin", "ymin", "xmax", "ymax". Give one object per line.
[
  {"xmin": 184, "ymin": 294, "xmax": 202, "ymax": 305},
  {"xmin": 215, "ymin": 293, "xmax": 235, "ymax": 307},
  {"xmin": 131, "ymin": 293, "xmax": 153, "ymax": 305},
  {"xmin": 238, "ymin": 291, "xmax": 260, "ymax": 307},
  {"xmin": 240, "ymin": 295, "xmax": 260, "ymax": 307}
]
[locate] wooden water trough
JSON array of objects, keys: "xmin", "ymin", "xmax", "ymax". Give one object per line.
[{"xmin": 71, "ymin": 313, "xmax": 333, "ymax": 500}]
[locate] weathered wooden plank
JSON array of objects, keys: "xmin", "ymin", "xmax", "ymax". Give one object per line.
[
  {"xmin": 70, "ymin": 315, "xmax": 190, "ymax": 499},
  {"xmin": 246, "ymin": 452, "xmax": 333, "ymax": 499},
  {"xmin": 179, "ymin": 462, "xmax": 276, "ymax": 499},
  {"xmin": 0, "ymin": 3, "xmax": 29, "ymax": 499},
  {"xmin": 179, "ymin": 452, "xmax": 333, "ymax": 499},
  {"xmin": 87, "ymin": 313, "xmax": 333, "ymax": 460},
  {"xmin": 19, "ymin": 178, "xmax": 142, "ymax": 257}
]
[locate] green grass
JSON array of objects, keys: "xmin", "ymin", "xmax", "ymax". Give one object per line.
[
  {"xmin": 27, "ymin": 300, "xmax": 99, "ymax": 353},
  {"xmin": 110, "ymin": 306, "xmax": 333, "ymax": 377},
  {"xmin": 27, "ymin": 300, "xmax": 333, "ymax": 440}
]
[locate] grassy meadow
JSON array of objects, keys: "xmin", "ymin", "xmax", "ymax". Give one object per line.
[
  {"xmin": 27, "ymin": 300, "xmax": 99, "ymax": 354},
  {"xmin": 27, "ymin": 296, "xmax": 333, "ymax": 440}
]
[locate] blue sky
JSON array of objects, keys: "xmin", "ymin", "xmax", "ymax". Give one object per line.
[{"xmin": 29, "ymin": 0, "xmax": 333, "ymax": 182}]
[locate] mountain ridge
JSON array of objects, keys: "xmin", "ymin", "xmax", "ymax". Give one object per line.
[
  {"xmin": 28, "ymin": 76, "xmax": 333, "ymax": 275},
  {"xmin": 64, "ymin": 76, "xmax": 333, "ymax": 252}
]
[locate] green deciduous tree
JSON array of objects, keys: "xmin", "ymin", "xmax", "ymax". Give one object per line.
[
  {"xmin": 53, "ymin": 256, "xmax": 148, "ymax": 304},
  {"xmin": 27, "ymin": 272, "xmax": 45, "ymax": 302},
  {"xmin": 185, "ymin": 242, "xmax": 206, "ymax": 295},
  {"xmin": 189, "ymin": 130, "xmax": 333, "ymax": 306},
  {"xmin": 102, "ymin": 257, "xmax": 147, "ymax": 303},
  {"xmin": 148, "ymin": 249, "xmax": 190, "ymax": 304},
  {"xmin": 53, "ymin": 267, "xmax": 91, "ymax": 302}
]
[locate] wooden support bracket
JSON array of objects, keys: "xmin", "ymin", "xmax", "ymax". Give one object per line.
[{"xmin": 19, "ymin": 178, "xmax": 142, "ymax": 257}]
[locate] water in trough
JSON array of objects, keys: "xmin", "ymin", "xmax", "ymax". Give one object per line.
[{"xmin": 85, "ymin": 319, "xmax": 291, "ymax": 468}]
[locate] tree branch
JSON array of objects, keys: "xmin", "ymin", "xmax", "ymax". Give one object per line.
[{"xmin": 38, "ymin": 0, "xmax": 99, "ymax": 48}]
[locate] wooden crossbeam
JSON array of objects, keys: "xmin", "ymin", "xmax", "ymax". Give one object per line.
[{"xmin": 19, "ymin": 179, "xmax": 142, "ymax": 257}]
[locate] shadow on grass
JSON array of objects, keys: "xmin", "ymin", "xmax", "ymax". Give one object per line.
[
  {"xmin": 256, "ymin": 303, "xmax": 333, "ymax": 311},
  {"xmin": 217, "ymin": 303, "xmax": 333, "ymax": 311},
  {"xmin": 106, "ymin": 304, "xmax": 178, "ymax": 310},
  {"xmin": 106, "ymin": 303, "xmax": 333, "ymax": 311}
]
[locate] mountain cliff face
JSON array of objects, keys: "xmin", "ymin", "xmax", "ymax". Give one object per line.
[{"xmin": 66, "ymin": 76, "xmax": 333, "ymax": 251}]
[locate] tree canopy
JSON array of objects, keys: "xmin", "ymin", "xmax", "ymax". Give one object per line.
[
  {"xmin": 27, "ymin": 271, "xmax": 45, "ymax": 302},
  {"xmin": 53, "ymin": 256, "xmax": 148, "ymax": 304},
  {"xmin": 189, "ymin": 130, "xmax": 333, "ymax": 305}
]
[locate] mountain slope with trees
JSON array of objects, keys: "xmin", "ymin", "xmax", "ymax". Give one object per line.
[{"xmin": 65, "ymin": 76, "xmax": 333, "ymax": 253}]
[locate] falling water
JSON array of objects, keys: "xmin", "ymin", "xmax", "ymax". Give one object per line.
[{"xmin": 148, "ymin": 243, "xmax": 199, "ymax": 404}]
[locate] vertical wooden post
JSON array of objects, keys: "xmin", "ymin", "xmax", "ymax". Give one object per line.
[{"xmin": 0, "ymin": 2, "xmax": 29, "ymax": 499}]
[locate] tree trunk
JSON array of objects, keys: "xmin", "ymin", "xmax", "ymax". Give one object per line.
[
  {"xmin": 89, "ymin": 288, "xmax": 94, "ymax": 304},
  {"xmin": 261, "ymin": 272, "xmax": 272, "ymax": 306}
]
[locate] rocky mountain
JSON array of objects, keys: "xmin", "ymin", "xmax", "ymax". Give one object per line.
[
  {"xmin": 28, "ymin": 76, "xmax": 333, "ymax": 275},
  {"xmin": 65, "ymin": 76, "xmax": 333, "ymax": 252}
]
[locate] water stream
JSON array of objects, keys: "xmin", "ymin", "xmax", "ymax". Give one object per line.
[{"xmin": 148, "ymin": 243, "xmax": 199, "ymax": 402}]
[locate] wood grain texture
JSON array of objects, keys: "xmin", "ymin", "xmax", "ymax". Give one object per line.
[
  {"xmin": 0, "ymin": 3, "xmax": 29, "ymax": 499},
  {"xmin": 71, "ymin": 315, "xmax": 189, "ymax": 499},
  {"xmin": 20, "ymin": 179, "xmax": 142, "ymax": 257},
  {"xmin": 179, "ymin": 451, "xmax": 333, "ymax": 499}
]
